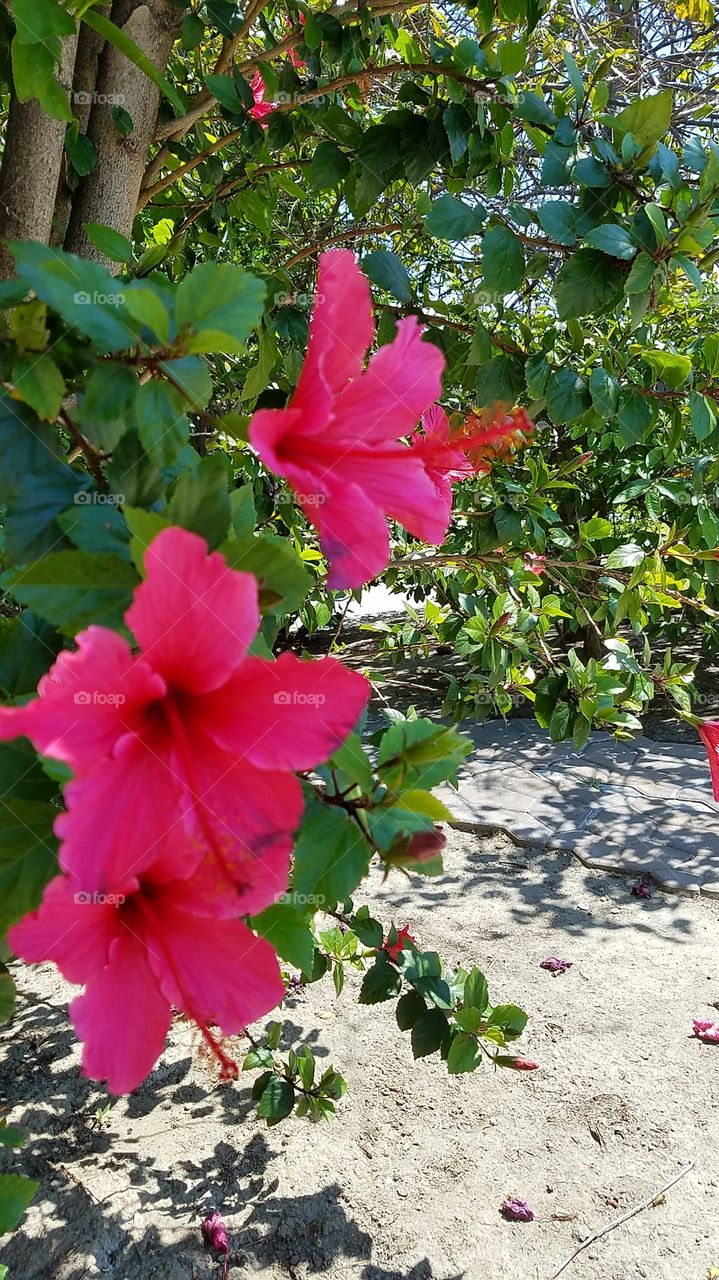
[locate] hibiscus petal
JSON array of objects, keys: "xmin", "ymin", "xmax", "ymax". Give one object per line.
[
  {"xmin": 294, "ymin": 250, "xmax": 374, "ymax": 407},
  {"xmin": 185, "ymin": 744, "xmax": 302, "ymax": 914},
  {"xmin": 330, "ymin": 446, "xmax": 452, "ymax": 545},
  {"xmin": 0, "ymin": 627, "xmax": 163, "ymax": 773},
  {"xmin": 56, "ymin": 728, "xmax": 198, "ymax": 891},
  {"xmin": 196, "ymin": 653, "xmax": 369, "ymax": 771},
  {"xmin": 332, "ymin": 316, "xmax": 445, "ymax": 444},
  {"xmin": 248, "ymin": 406, "xmax": 326, "ymax": 491},
  {"xmin": 313, "ymin": 479, "xmax": 391, "ymax": 590},
  {"xmin": 71, "ymin": 925, "xmax": 171, "ymax": 1094},
  {"xmin": 7, "ymin": 874, "xmax": 117, "ymax": 985},
  {"xmin": 150, "ymin": 906, "xmax": 284, "ymax": 1035},
  {"xmin": 126, "ymin": 527, "xmax": 260, "ymax": 694}
]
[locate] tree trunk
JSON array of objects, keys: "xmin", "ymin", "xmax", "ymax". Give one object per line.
[
  {"xmin": 51, "ymin": 22, "xmax": 107, "ymax": 248},
  {"xmin": 0, "ymin": 34, "xmax": 78, "ymax": 279},
  {"xmin": 63, "ymin": 0, "xmax": 182, "ymax": 268}
]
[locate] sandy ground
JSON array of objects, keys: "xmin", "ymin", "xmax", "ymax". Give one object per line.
[{"xmin": 1, "ymin": 828, "xmax": 718, "ymax": 1280}]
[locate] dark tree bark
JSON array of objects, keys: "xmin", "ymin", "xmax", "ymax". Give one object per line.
[
  {"xmin": 0, "ymin": 35, "xmax": 78, "ymax": 279},
  {"xmin": 51, "ymin": 22, "xmax": 107, "ymax": 248},
  {"xmin": 63, "ymin": 0, "xmax": 182, "ymax": 268}
]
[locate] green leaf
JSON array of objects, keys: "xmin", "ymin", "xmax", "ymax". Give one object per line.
[
  {"xmin": 584, "ymin": 224, "xmax": 637, "ymax": 260},
  {"xmin": 0, "ymin": 800, "xmax": 57, "ymax": 935},
  {"xmin": 310, "ymin": 140, "xmax": 350, "ymax": 189},
  {"xmin": 167, "ymin": 453, "xmax": 231, "ymax": 548},
  {"xmin": 64, "ymin": 130, "xmax": 96, "ymax": 177},
  {"xmin": 11, "ymin": 354, "xmax": 65, "ymax": 421},
  {"xmin": 377, "ymin": 719, "xmax": 471, "ymax": 790},
  {"xmin": 79, "ymin": 361, "xmax": 138, "ymax": 451},
  {"xmin": 546, "ymin": 368, "xmax": 590, "ymax": 424},
  {"xmin": 642, "ymin": 350, "xmax": 692, "ymax": 389},
  {"xmin": 486, "ymin": 1003, "xmax": 528, "ymax": 1040},
  {"xmin": 359, "ymin": 954, "xmax": 402, "ymax": 1005},
  {"xmin": 10, "ymin": 242, "xmax": 137, "ymax": 352},
  {"xmin": 690, "ymin": 391, "xmax": 715, "ymax": 439},
  {"xmin": 0, "ymin": 1173, "xmax": 39, "ymax": 1233},
  {"xmin": 555, "ymin": 249, "xmax": 625, "ymax": 319},
  {"xmin": 293, "ymin": 801, "xmax": 370, "ymax": 908},
  {"xmin": 617, "ymin": 389, "xmax": 652, "ymax": 445},
  {"xmin": 11, "ymin": 40, "xmax": 73, "ymax": 121},
  {"xmin": 57, "ymin": 502, "xmax": 131, "ymax": 560},
  {"xmin": 175, "ymin": 262, "xmax": 265, "ymax": 355},
  {"xmin": 223, "ymin": 533, "xmax": 310, "ymax": 616},
  {"xmin": 0, "ymin": 395, "xmax": 82, "ymax": 561},
  {"xmin": 606, "ymin": 543, "xmax": 644, "ymax": 568},
  {"xmin": 464, "ymin": 966, "xmax": 489, "ymax": 1013},
  {"xmin": 135, "ymin": 379, "xmax": 189, "ymax": 467},
  {"xmin": 474, "ymin": 356, "xmax": 526, "ymax": 407},
  {"xmin": 257, "ymin": 1074, "xmax": 295, "ymax": 1125},
  {"xmin": 410, "ymin": 1008, "xmax": 449, "ymax": 1058},
  {"xmin": 3, "ymin": 552, "xmax": 138, "ymax": 635},
  {"xmin": 396, "ymin": 989, "xmax": 426, "ymax": 1030},
  {"xmin": 80, "ymin": 7, "xmax": 186, "ymax": 117},
  {"xmin": 482, "ymin": 226, "xmax": 525, "ymax": 295},
  {"xmin": 447, "ymin": 1031, "xmax": 482, "ymax": 1074},
  {"xmin": 625, "ymin": 251, "xmax": 655, "ymax": 295},
  {"xmin": 0, "ymin": 613, "xmax": 61, "ymax": 699},
  {"xmin": 84, "ymin": 223, "xmax": 134, "ymax": 265},
  {"xmin": 614, "ymin": 90, "xmax": 673, "ymax": 147},
  {"xmin": 537, "ymin": 200, "xmax": 578, "ymax": 246},
  {"xmin": 498, "ymin": 38, "xmax": 526, "ymax": 75},
  {"xmin": 424, "ymin": 194, "xmax": 485, "ymax": 239},
  {"xmin": 589, "ymin": 367, "xmax": 620, "ymax": 417},
  {"xmin": 13, "ymin": 0, "xmax": 74, "ymax": 43},
  {"xmin": 362, "ymin": 250, "xmax": 412, "ymax": 303},
  {"xmin": 251, "ymin": 905, "xmax": 315, "ymax": 972},
  {"xmin": 0, "ymin": 972, "xmax": 16, "ymax": 1024},
  {"xmin": 581, "ymin": 516, "xmax": 613, "ymax": 540}
]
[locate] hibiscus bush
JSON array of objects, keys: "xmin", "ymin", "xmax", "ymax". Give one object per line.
[{"xmin": 2, "ymin": 0, "xmax": 719, "ymax": 1242}]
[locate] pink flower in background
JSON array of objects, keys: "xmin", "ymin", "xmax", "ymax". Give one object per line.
[
  {"xmin": 496, "ymin": 1056, "xmax": 540, "ymax": 1071},
  {"xmin": 202, "ymin": 1210, "xmax": 230, "ymax": 1278},
  {"xmin": 249, "ymin": 70, "xmax": 276, "ymax": 123},
  {"xmin": 249, "ymin": 250, "xmax": 446, "ymax": 589},
  {"xmin": 631, "ymin": 876, "xmax": 652, "ymax": 899},
  {"xmin": 540, "ymin": 956, "xmax": 572, "ymax": 975},
  {"xmin": 693, "ymin": 1019, "xmax": 719, "ymax": 1044},
  {"xmin": 288, "ymin": 11, "xmax": 307, "ymax": 68},
  {"xmin": 383, "ymin": 925, "xmax": 416, "ymax": 963},
  {"xmin": 696, "ymin": 720, "xmax": 719, "ymax": 800},
  {"xmin": 8, "ymin": 865, "xmax": 284, "ymax": 1093},
  {"xmin": 0, "ymin": 527, "xmax": 369, "ymax": 896},
  {"xmin": 501, "ymin": 1196, "xmax": 535, "ymax": 1221},
  {"xmin": 409, "ymin": 406, "xmax": 475, "ymax": 507},
  {"xmin": 524, "ymin": 553, "xmax": 547, "ymax": 576}
]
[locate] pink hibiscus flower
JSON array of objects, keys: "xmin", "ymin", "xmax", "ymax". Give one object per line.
[
  {"xmin": 696, "ymin": 720, "xmax": 719, "ymax": 800},
  {"xmin": 523, "ymin": 552, "xmax": 547, "ymax": 576},
  {"xmin": 9, "ymin": 862, "xmax": 285, "ymax": 1093},
  {"xmin": 249, "ymin": 70, "xmax": 276, "ymax": 123},
  {"xmin": 0, "ymin": 527, "xmax": 369, "ymax": 896},
  {"xmin": 249, "ymin": 250, "xmax": 447, "ymax": 589},
  {"xmin": 288, "ymin": 11, "xmax": 307, "ymax": 69}
]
